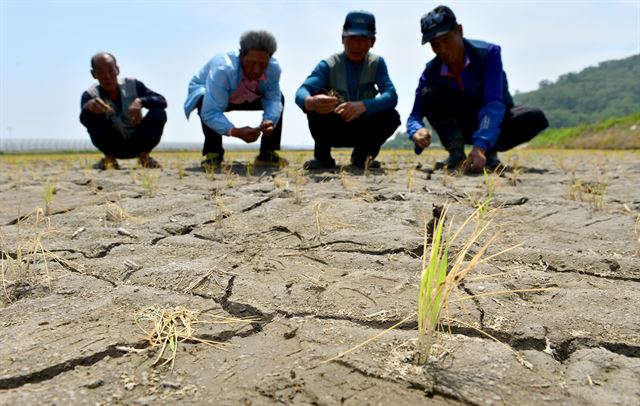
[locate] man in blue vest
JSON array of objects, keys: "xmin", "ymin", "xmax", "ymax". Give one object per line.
[
  {"xmin": 407, "ymin": 5, "xmax": 548, "ymax": 173},
  {"xmin": 296, "ymin": 11, "xmax": 401, "ymax": 170},
  {"xmin": 184, "ymin": 30, "xmax": 286, "ymax": 169},
  {"xmin": 80, "ymin": 52, "xmax": 167, "ymax": 170}
]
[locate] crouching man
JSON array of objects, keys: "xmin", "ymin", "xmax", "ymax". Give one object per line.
[{"xmin": 80, "ymin": 52, "xmax": 167, "ymax": 169}]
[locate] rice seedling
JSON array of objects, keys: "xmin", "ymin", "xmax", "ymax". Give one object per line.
[
  {"xmin": 222, "ymin": 164, "xmax": 238, "ymax": 188},
  {"xmin": 635, "ymin": 214, "xmax": 640, "ymax": 256},
  {"xmin": 323, "ymin": 205, "xmax": 551, "ymax": 366},
  {"xmin": 310, "ymin": 201, "xmax": 352, "ymax": 240},
  {"xmin": 139, "ymin": 169, "xmax": 159, "ymax": 196},
  {"xmin": 105, "ymin": 200, "xmax": 138, "ymax": 224},
  {"xmin": 417, "ymin": 205, "xmax": 449, "ymax": 363},
  {"xmin": 293, "ymin": 168, "xmax": 307, "ymax": 204},
  {"xmin": 417, "ymin": 204, "xmax": 524, "ymax": 363},
  {"xmin": 1, "ymin": 207, "xmax": 54, "ymax": 301},
  {"xmin": 135, "ymin": 304, "xmax": 256, "ymax": 370},
  {"xmin": 483, "ymin": 167, "xmax": 504, "ymax": 197},
  {"xmin": 339, "ymin": 170, "xmax": 374, "ymax": 202},
  {"xmin": 313, "ymin": 202, "xmax": 322, "ymax": 238},
  {"xmin": 406, "ymin": 168, "xmax": 415, "ymax": 192},
  {"xmin": 245, "ymin": 161, "xmax": 254, "ymax": 177},
  {"xmin": 212, "ymin": 193, "xmax": 233, "ymax": 227},
  {"xmin": 272, "ymin": 173, "xmax": 289, "ymax": 190},
  {"xmin": 42, "ymin": 180, "xmax": 56, "ymax": 215},
  {"xmin": 475, "ymin": 196, "xmax": 492, "ymax": 222},
  {"xmin": 507, "ymin": 167, "xmax": 522, "ymax": 187},
  {"xmin": 175, "ymin": 159, "xmax": 186, "ymax": 180},
  {"xmin": 441, "ymin": 167, "xmax": 455, "ymax": 188},
  {"xmin": 568, "ymin": 177, "xmax": 607, "ymax": 211},
  {"xmin": 204, "ymin": 161, "xmax": 217, "ymax": 180}
]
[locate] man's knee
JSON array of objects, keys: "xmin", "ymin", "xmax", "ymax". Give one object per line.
[
  {"xmin": 144, "ymin": 108, "xmax": 167, "ymax": 125},
  {"xmin": 370, "ymin": 109, "xmax": 401, "ymax": 137},
  {"xmin": 420, "ymin": 85, "xmax": 456, "ymax": 116},
  {"xmin": 529, "ymin": 108, "xmax": 549, "ymax": 133}
]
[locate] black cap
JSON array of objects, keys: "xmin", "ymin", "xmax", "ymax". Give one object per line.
[
  {"xmin": 420, "ymin": 5, "xmax": 457, "ymax": 45},
  {"xmin": 343, "ymin": 11, "xmax": 376, "ymax": 38}
]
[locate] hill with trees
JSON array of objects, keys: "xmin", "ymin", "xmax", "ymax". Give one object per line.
[{"xmin": 514, "ymin": 54, "xmax": 640, "ymax": 129}]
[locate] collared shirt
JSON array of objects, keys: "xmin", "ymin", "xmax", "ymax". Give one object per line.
[
  {"xmin": 439, "ymin": 55, "xmax": 470, "ymax": 91},
  {"xmin": 295, "ymin": 52, "xmax": 398, "ymax": 115},
  {"xmin": 184, "ymin": 51, "xmax": 282, "ymax": 135},
  {"xmin": 407, "ymin": 39, "xmax": 511, "ymax": 153},
  {"xmin": 229, "ymin": 74, "xmax": 264, "ymax": 105}
]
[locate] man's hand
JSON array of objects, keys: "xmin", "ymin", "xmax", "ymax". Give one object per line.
[
  {"xmin": 334, "ymin": 101, "xmax": 366, "ymax": 123},
  {"xmin": 231, "ymin": 126, "xmax": 261, "ymax": 143},
  {"xmin": 465, "ymin": 146, "xmax": 487, "ymax": 173},
  {"xmin": 412, "ymin": 128, "xmax": 432, "ymax": 149},
  {"xmin": 128, "ymin": 98, "xmax": 144, "ymax": 125},
  {"xmin": 259, "ymin": 120, "xmax": 275, "ymax": 137},
  {"xmin": 83, "ymin": 97, "xmax": 112, "ymax": 115},
  {"xmin": 304, "ymin": 95, "xmax": 338, "ymax": 114}
]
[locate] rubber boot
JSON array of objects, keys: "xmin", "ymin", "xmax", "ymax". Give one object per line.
[
  {"xmin": 485, "ymin": 151, "xmax": 502, "ymax": 170},
  {"xmin": 434, "ymin": 133, "xmax": 466, "ymax": 170}
]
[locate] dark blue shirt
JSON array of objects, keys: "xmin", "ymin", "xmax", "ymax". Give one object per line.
[{"xmin": 407, "ymin": 39, "xmax": 513, "ymax": 153}]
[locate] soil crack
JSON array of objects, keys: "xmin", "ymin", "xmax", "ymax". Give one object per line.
[{"xmin": 0, "ymin": 341, "xmax": 148, "ymax": 390}]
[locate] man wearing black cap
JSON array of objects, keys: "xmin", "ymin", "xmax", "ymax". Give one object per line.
[
  {"xmin": 407, "ymin": 5, "xmax": 548, "ymax": 172},
  {"xmin": 295, "ymin": 10, "xmax": 401, "ymax": 170}
]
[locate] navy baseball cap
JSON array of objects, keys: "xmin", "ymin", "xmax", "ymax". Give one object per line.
[
  {"xmin": 421, "ymin": 6, "xmax": 458, "ymax": 44},
  {"xmin": 343, "ymin": 11, "xmax": 376, "ymax": 38}
]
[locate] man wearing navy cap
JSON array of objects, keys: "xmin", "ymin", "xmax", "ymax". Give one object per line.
[
  {"xmin": 296, "ymin": 11, "xmax": 401, "ymax": 170},
  {"xmin": 407, "ymin": 5, "xmax": 548, "ymax": 172}
]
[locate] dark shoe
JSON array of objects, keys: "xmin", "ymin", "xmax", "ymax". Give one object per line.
[
  {"xmin": 94, "ymin": 157, "xmax": 120, "ymax": 170},
  {"xmin": 139, "ymin": 155, "xmax": 161, "ymax": 169},
  {"xmin": 434, "ymin": 150, "xmax": 466, "ymax": 170},
  {"xmin": 485, "ymin": 152, "xmax": 503, "ymax": 171},
  {"xmin": 303, "ymin": 158, "xmax": 336, "ymax": 170},
  {"xmin": 255, "ymin": 150, "xmax": 288, "ymax": 167},
  {"xmin": 351, "ymin": 156, "xmax": 381, "ymax": 169},
  {"xmin": 201, "ymin": 152, "xmax": 223, "ymax": 169}
]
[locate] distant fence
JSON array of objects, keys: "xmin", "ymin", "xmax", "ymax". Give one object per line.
[{"xmin": 0, "ymin": 138, "xmax": 208, "ymax": 153}]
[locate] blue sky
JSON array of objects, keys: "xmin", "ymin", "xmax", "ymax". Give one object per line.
[{"xmin": 1, "ymin": 0, "xmax": 639, "ymax": 148}]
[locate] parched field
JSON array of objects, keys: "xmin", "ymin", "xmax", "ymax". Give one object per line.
[{"xmin": 1, "ymin": 149, "xmax": 639, "ymax": 405}]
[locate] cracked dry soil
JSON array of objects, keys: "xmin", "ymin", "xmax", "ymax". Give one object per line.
[{"xmin": 1, "ymin": 150, "xmax": 639, "ymax": 405}]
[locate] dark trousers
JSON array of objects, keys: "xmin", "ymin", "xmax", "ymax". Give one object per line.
[
  {"xmin": 420, "ymin": 86, "xmax": 548, "ymax": 152},
  {"xmin": 197, "ymin": 96, "xmax": 284, "ymax": 157},
  {"xmin": 306, "ymin": 109, "xmax": 401, "ymax": 160},
  {"xmin": 82, "ymin": 109, "xmax": 166, "ymax": 159}
]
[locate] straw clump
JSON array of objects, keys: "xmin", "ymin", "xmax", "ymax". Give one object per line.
[{"xmin": 136, "ymin": 304, "xmax": 256, "ymax": 369}]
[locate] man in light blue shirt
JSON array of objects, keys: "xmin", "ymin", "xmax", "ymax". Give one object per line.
[
  {"xmin": 295, "ymin": 11, "xmax": 400, "ymax": 170},
  {"xmin": 185, "ymin": 30, "xmax": 286, "ymax": 168}
]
